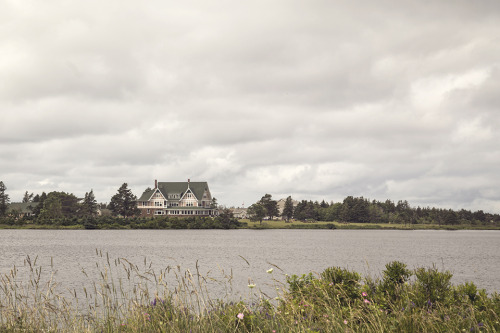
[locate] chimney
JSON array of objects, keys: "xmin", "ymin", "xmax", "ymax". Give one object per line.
[
  {"xmin": 155, "ymin": 179, "xmax": 158, "ymax": 189},
  {"xmin": 187, "ymin": 178, "xmax": 190, "ymax": 188}
]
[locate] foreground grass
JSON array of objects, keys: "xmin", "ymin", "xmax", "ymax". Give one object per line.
[{"xmin": 1, "ymin": 253, "xmax": 499, "ymax": 332}]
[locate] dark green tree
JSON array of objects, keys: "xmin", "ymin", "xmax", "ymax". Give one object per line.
[
  {"xmin": 56, "ymin": 192, "xmax": 80, "ymax": 217},
  {"xmin": 292, "ymin": 200, "xmax": 318, "ymax": 221},
  {"xmin": 32, "ymin": 192, "xmax": 47, "ymax": 217},
  {"xmin": 38, "ymin": 194, "xmax": 64, "ymax": 220},
  {"xmin": 22, "ymin": 191, "xmax": 34, "ymax": 203},
  {"xmin": 0, "ymin": 181, "xmax": 10, "ymax": 217},
  {"xmin": 282, "ymin": 196, "xmax": 294, "ymax": 222},
  {"xmin": 210, "ymin": 197, "xmax": 218, "ymax": 209},
  {"xmin": 109, "ymin": 183, "xmax": 140, "ymax": 217},
  {"xmin": 320, "ymin": 200, "xmax": 329, "ymax": 208},
  {"xmin": 36, "ymin": 192, "xmax": 79, "ymax": 221},
  {"xmin": 81, "ymin": 190, "xmax": 98, "ymax": 217},
  {"xmin": 215, "ymin": 208, "xmax": 239, "ymax": 229},
  {"xmin": 260, "ymin": 193, "xmax": 279, "ymax": 220},
  {"xmin": 247, "ymin": 202, "xmax": 266, "ymax": 224}
]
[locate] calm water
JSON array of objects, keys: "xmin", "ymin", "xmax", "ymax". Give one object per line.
[{"xmin": 0, "ymin": 229, "xmax": 499, "ymax": 298}]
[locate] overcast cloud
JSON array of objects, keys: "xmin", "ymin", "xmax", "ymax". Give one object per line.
[{"xmin": 1, "ymin": 0, "xmax": 499, "ymax": 213}]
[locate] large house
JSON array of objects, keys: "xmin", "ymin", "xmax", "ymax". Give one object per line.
[
  {"xmin": 7, "ymin": 202, "xmax": 39, "ymax": 218},
  {"xmin": 137, "ymin": 180, "xmax": 217, "ymax": 217}
]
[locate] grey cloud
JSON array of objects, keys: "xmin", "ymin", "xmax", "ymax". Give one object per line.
[{"xmin": 1, "ymin": 1, "xmax": 500, "ymax": 212}]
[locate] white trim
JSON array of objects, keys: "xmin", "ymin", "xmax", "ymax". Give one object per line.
[
  {"xmin": 148, "ymin": 189, "xmax": 166, "ymax": 201},
  {"xmin": 179, "ymin": 188, "xmax": 197, "ymax": 201}
]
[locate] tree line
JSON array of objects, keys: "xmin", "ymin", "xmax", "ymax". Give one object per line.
[
  {"xmin": 0, "ymin": 182, "xmax": 140, "ymax": 222},
  {"xmin": 0, "ymin": 181, "xmax": 241, "ymax": 229},
  {"xmin": 2, "ymin": 180, "xmax": 499, "ymax": 227},
  {"xmin": 247, "ymin": 194, "xmax": 500, "ymax": 226}
]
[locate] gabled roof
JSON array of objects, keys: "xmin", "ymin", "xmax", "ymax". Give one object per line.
[
  {"xmin": 158, "ymin": 182, "xmax": 210, "ymax": 201},
  {"xmin": 137, "ymin": 182, "xmax": 211, "ymax": 202},
  {"xmin": 137, "ymin": 188, "xmax": 155, "ymax": 201},
  {"xmin": 7, "ymin": 202, "xmax": 39, "ymax": 213}
]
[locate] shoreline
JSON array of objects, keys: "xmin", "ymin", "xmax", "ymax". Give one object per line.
[{"xmin": 1, "ymin": 221, "xmax": 499, "ymax": 231}]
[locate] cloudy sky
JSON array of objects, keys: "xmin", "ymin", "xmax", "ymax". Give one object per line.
[{"xmin": 1, "ymin": 0, "xmax": 499, "ymax": 213}]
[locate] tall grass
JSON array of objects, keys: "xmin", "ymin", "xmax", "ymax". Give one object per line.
[{"xmin": 1, "ymin": 254, "xmax": 499, "ymax": 332}]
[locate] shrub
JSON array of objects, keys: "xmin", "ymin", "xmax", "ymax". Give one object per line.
[
  {"xmin": 321, "ymin": 267, "xmax": 362, "ymax": 306},
  {"xmin": 414, "ymin": 265, "xmax": 453, "ymax": 306},
  {"xmin": 378, "ymin": 261, "xmax": 412, "ymax": 301}
]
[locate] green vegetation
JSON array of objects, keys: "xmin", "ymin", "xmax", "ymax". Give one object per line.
[
  {"xmin": 1, "ymin": 256, "xmax": 498, "ymax": 332},
  {"xmin": 289, "ymin": 196, "xmax": 500, "ymax": 227},
  {"xmin": 109, "ymin": 183, "xmax": 141, "ymax": 217},
  {"xmin": 0, "ymin": 181, "xmax": 9, "ymax": 217},
  {"xmin": 244, "ymin": 193, "xmax": 500, "ymax": 228},
  {"xmin": 1, "ymin": 179, "xmax": 500, "ymax": 229},
  {"xmin": 247, "ymin": 193, "xmax": 279, "ymax": 224},
  {"xmin": 2, "ymin": 217, "xmax": 500, "ymax": 230},
  {"xmin": 0, "ymin": 210, "xmax": 243, "ymax": 230},
  {"xmin": 240, "ymin": 219, "xmax": 500, "ymax": 230}
]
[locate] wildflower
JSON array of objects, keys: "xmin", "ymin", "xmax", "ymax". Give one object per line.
[
  {"xmin": 363, "ymin": 299, "xmax": 371, "ymax": 304},
  {"xmin": 237, "ymin": 313, "xmax": 244, "ymax": 320},
  {"xmin": 362, "ymin": 292, "xmax": 368, "ymax": 297},
  {"xmin": 329, "ymin": 282, "xmax": 334, "ymax": 286},
  {"xmin": 478, "ymin": 322, "xmax": 484, "ymax": 327},
  {"xmin": 248, "ymin": 283, "xmax": 256, "ymax": 289},
  {"xmin": 267, "ymin": 268, "xmax": 274, "ymax": 274},
  {"xmin": 344, "ymin": 320, "xmax": 348, "ymax": 324}
]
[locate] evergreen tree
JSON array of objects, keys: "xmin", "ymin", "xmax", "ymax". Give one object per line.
[
  {"xmin": 32, "ymin": 192, "xmax": 47, "ymax": 217},
  {"xmin": 260, "ymin": 193, "xmax": 279, "ymax": 220},
  {"xmin": 293, "ymin": 200, "xmax": 307, "ymax": 221},
  {"xmin": 109, "ymin": 183, "xmax": 140, "ymax": 217},
  {"xmin": 0, "ymin": 181, "xmax": 10, "ymax": 217},
  {"xmin": 210, "ymin": 197, "xmax": 218, "ymax": 209},
  {"xmin": 22, "ymin": 191, "xmax": 34, "ymax": 203},
  {"xmin": 282, "ymin": 196, "xmax": 294, "ymax": 222},
  {"xmin": 81, "ymin": 190, "xmax": 98, "ymax": 217}
]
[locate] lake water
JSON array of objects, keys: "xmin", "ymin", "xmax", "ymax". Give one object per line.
[{"xmin": 1, "ymin": 229, "xmax": 499, "ymax": 300}]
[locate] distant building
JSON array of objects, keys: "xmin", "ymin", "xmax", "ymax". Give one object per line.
[
  {"xmin": 229, "ymin": 207, "xmax": 248, "ymax": 219},
  {"xmin": 137, "ymin": 180, "xmax": 217, "ymax": 217},
  {"xmin": 276, "ymin": 198, "xmax": 299, "ymax": 215},
  {"xmin": 7, "ymin": 202, "xmax": 39, "ymax": 218}
]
